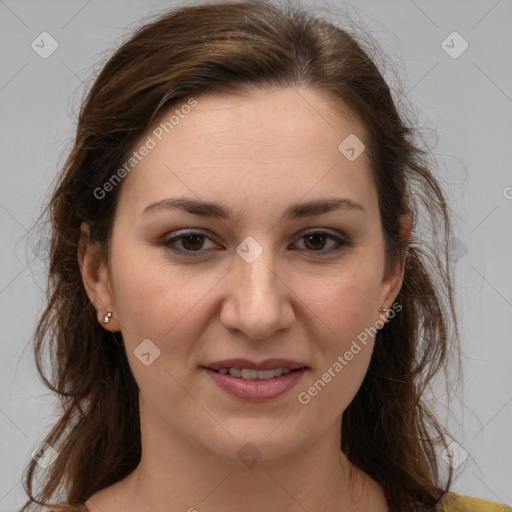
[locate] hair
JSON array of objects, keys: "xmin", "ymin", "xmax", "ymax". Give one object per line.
[{"xmin": 21, "ymin": 1, "xmax": 461, "ymax": 511}]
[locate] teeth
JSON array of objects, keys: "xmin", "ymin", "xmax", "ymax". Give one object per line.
[
  {"xmin": 229, "ymin": 368, "xmax": 242, "ymax": 378},
  {"xmin": 215, "ymin": 368, "xmax": 294, "ymax": 379},
  {"xmin": 241, "ymin": 369, "xmax": 258, "ymax": 380}
]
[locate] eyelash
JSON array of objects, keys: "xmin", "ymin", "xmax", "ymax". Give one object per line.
[{"xmin": 159, "ymin": 229, "xmax": 349, "ymax": 258}]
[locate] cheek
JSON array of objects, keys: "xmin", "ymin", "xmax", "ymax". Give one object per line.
[
  {"xmin": 303, "ymin": 261, "xmax": 383, "ymax": 344},
  {"xmin": 293, "ymin": 263, "xmax": 382, "ymax": 413},
  {"xmin": 110, "ymin": 259, "xmax": 213, "ymax": 408},
  {"xmin": 110, "ymin": 244, "xmax": 224, "ymax": 369}
]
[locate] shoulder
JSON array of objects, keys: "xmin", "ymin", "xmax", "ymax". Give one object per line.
[{"xmin": 438, "ymin": 492, "xmax": 512, "ymax": 512}]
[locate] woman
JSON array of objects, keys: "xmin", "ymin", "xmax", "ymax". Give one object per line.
[{"xmin": 20, "ymin": 1, "xmax": 511, "ymax": 511}]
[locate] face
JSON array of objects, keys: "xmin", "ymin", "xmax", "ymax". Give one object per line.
[{"xmin": 81, "ymin": 86, "xmax": 407, "ymax": 466}]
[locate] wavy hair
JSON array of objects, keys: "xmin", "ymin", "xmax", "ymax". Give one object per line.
[{"xmin": 21, "ymin": 1, "xmax": 461, "ymax": 510}]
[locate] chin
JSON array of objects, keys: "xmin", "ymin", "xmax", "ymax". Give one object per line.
[{"xmin": 204, "ymin": 428, "xmax": 305, "ymax": 468}]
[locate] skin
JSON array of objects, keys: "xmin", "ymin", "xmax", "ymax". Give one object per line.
[{"xmin": 79, "ymin": 86, "xmax": 411, "ymax": 512}]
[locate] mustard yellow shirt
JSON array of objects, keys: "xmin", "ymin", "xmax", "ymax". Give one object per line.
[{"xmin": 439, "ymin": 492, "xmax": 512, "ymax": 511}]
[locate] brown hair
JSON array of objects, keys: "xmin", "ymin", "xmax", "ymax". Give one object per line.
[{"xmin": 21, "ymin": 1, "xmax": 461, "ymax": 510}]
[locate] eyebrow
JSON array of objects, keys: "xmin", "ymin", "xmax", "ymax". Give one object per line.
[{"xmin": 142, "ymin": 196, "xmax": 365, "ymax": 220}]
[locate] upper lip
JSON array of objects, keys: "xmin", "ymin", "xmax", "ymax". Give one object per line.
[{"xmin": 203, "ymin": 358, "xmax": 307, "ymax": 371}]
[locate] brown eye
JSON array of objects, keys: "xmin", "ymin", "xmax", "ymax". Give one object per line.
[
  {"xmin": 303, "ymin": 233, "xmax": 329, "ymax": 251},
  {"xmin": 160, "ymin": 229, "xmax": 349, "ymax": 258},
  {"xmin": 293, "ymin": 230, "xmax": 348, "ymax": 255},
  {"xmin": 180, "ymin": 233, "xmax": 206, "ymax": 251},
  {"xmin": 161, "ymin": 230, "xmax": 219, "ymax": 256}
]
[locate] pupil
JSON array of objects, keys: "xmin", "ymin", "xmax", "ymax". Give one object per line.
[
  {"xmin": 181, "ymin": 234, "xmax": 327, "ymax": 252},
  {"xmin": 182, "ymin": 234, "xmax": 204, "ymax": 251},
  {"xmin": 304, "ymin": 234, "xmax": 326, "ymax": 251}
]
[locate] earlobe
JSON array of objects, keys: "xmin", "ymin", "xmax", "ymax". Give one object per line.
[{"xmin": 77, "ymin": 222, "xmax": 120, "ymax": 332}]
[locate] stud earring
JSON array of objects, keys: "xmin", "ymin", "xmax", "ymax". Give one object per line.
[
  {"xmin": 379, "ymin": 307, "xmax": 388, "ymax": 312},
  {"xmin": 102, "ymin": 312, "xmax": 112, "ymax": 324}
]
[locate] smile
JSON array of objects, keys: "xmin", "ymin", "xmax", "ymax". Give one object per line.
[
  {"xmin": 211, "ymin": 367, "xmax": 296, "ymax": 379},
  {"xmin": 202, "ymin": 366, "xmax": 307, "ymax": 401}
]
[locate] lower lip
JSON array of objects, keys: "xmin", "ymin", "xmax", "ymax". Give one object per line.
[{"xmin": 202, "ymin": 367, "xmax": 307, "ymax": 401}]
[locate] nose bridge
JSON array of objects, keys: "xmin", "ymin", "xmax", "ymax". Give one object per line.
[
  {"xmin": 241, "ymin": 243, "xmax": 279, "ymax": 300},
  {"xmin": 221, "ymin": 235, "xmax": 294, "ymax": 339}
]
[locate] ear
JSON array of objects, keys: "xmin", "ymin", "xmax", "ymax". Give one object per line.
[
  {"xmin": 77, "ymin": 222, "xmax": 121, "ymax": 332},
  {"xmin": 378, "ymin": 214, "xmax": 412, "ymax": 317}
]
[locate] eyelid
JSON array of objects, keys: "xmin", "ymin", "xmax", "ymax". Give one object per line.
[
  {"xmin": 160, "ymin": 228, "xmax": 349, "ymax": 257},
  {"xmin": 160, "ymin": 229, "xmax": 221, "ymax": 252},
  {"xmin": 294, "ymin": 228, "xmax": 348, "ymax": 254}
]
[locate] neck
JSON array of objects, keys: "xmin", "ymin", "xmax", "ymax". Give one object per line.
[{"xmin": 86, "ymin": 403, "xmax": 387, "ymax": 512}]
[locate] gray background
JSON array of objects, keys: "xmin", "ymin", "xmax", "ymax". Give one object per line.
[{"xmin": 1, "ymin": 0, "xmax": 511, "ymax": 509}]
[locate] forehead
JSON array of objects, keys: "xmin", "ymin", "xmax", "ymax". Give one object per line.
[
  {"xmin": 159, "ymin": 86, "xmax": 366, "ymax": 157},
  {"xmin": 117, "ymin": 86, "xmax": 376, "ymax": 216}
]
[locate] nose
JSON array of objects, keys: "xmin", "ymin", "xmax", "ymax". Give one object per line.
[{"xmin": 219, "ymin": 244, "xmax": 295, "ymax": 340}]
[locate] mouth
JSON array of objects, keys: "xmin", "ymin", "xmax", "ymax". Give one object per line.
[
  {"xmin": 205, "ymin": 367, "xmax": 305, "ymax": 380},
  {"xmin": 200, "ymin": 359, "xmax": 308, "ymax": 401},
  {"xmin": 202, "ymin": 358, "xmax": 308, "ymax": 378}
]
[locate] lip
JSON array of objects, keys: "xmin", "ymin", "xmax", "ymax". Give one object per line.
[
  {"xmin": 202, "ymin": 366, "xmax": 307, "ymax": 401},
  {"xmin": 203, "ymin": 358, "xmax": 307, "ymax": 371}
]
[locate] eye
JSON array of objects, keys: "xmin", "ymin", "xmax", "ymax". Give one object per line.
[
  {"xmin": 159, "ymin": 229, "xmax": 349, "ymax": 257},
  {"xmin": 291, "ymin": 229, "xmax": 348, "ymax": 255},
  {"xmin": 160, "ymin": 230, "xmax": 220, "ymax": 256}
]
